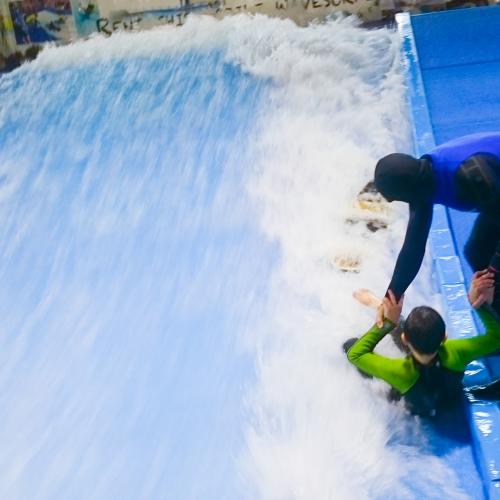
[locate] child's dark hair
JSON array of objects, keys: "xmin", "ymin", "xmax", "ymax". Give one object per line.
[{"xmin": 404, "ymin": 306, "xmax": 446, "ymax": 354}]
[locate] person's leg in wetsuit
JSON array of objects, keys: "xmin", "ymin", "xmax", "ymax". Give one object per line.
[
  {"xmin": 464, "ymin": 214, "xmax": 500, "ymax": 272},
  {"xmin": 464, "ymin": 213, "xmax": 500, "ymax": 314},
  {"xmin": 458, "ymin": 154, "xmax": 500, "ymax": 316}
]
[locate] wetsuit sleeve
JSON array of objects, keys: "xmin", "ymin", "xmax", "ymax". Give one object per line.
[
  {"xmin": 387, "ymin": 202, "xmax": 433, "ymax": 300},
  {"xmin": 347, "ymin": 321, "xmax": 419, "ymax": 394},
  {"xmin": 441, "ymin": 307, "xmax": 500, "ymax": 371}
]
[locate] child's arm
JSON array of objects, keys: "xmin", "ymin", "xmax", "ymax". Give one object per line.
[
  {"xmin": 442, "ymin": 307, "xmax": 500, "ymax": 371},
  {"xmin": 443, "ymin": 271, "xmax": 499, "ymax": 370},
  {"xmin": 347, "ymin": 321, "xmax": 419, "ymax": 394}
]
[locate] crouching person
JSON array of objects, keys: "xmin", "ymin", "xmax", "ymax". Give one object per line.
[{"xmin": 345, "ymin": 271, "xmax": 500, "ymax": 417}]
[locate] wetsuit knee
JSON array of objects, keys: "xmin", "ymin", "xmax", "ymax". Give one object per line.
[
  {"xmin": 456, "ymin": 153, "xmax": 500, "ymax": 211},
  {"xmin": 463, "ymin": 213, "xmax": 500, "ymax": 271}
]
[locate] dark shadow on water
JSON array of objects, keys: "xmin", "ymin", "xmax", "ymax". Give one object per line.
[{"xmin": 420, "ymin": 402, "xmax": 472, "ymax": 454}]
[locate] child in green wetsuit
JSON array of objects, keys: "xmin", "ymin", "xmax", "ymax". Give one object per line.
[{"xmin": 346, "ymin": 271, "xmax": 500, "ymax": 417}]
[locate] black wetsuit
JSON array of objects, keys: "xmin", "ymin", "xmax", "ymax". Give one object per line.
[{"xmin": 382, "ymin": 133, "xmax": 500, "ymax": 312}]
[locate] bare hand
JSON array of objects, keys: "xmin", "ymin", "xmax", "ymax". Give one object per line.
[
  {"xmin": 468, "ymin": 269, "xmax": 495, "ymax": 309},
  {"xmin": 382, "ymin": 290, "xmax": 403, "ymax": 325}
]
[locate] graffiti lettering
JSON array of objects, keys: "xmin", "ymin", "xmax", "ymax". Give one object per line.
[
  {"xmin": 302, "ymin": 0, "xmax": 358, "ymax": 7},
  {"xmin": 96, "ymin": 16, "xmax": 142, "ymax": 34},
  {"xmin": 96, "ymin": 0, "xmax": 371, "ymax": 36},
  {"xmin": 158, "ymin": 12, "xmax": 188, "ymax": 25},
  {"xmin": 97, "ymin": 12, "xmax": 188, "ymax": 35},
  {"xmin": 221, "ymin": 1, "xmax": 265, "ymax": 9},
  {"xmin": 96, "ymin": 18, "xmax": 111, "ymax": 35},
  {"xmin": 207, "ymin": 0, "xmax": 223, "ymax": 12}
]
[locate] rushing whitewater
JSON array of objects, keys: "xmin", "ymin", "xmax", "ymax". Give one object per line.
[{"xmin": 0, "ymin": 15, "xmax": 469, "ymax": 500}]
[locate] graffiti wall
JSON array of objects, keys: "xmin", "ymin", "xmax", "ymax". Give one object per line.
[
  {"xmin": 0, "ymin": 0, "xmax": 497, "ymax": 71},
  {"xmin": 0, "ymin": 0, "xmax": 380, "ymax": 69},
  {"xmin": 0, "ymin": 0, "xmax": 76, "ymax": 68}
]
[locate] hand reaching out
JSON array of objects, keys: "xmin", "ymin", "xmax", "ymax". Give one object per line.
[
  {"xmin": 382, "ymin": 290, "xmax": 404, "ymax": 325},
  {"xmin": 468, "ymin": 269, "xmax": 495, "ymax": 309},
  {"xmin": 376, "ymin": 289, "xmax": 403, "ymax": 326},
  {"xmin": 353, "ymin": 288, "xmax": 402, "ymax": 326}
]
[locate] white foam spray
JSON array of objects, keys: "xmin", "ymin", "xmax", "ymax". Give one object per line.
[{"xmin": 227, "ymin": 15, "xmax": 470, "ymax": 500}]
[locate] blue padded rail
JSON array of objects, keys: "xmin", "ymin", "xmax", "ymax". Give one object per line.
[{"xmin": 397, "ymin": 11, "xmax": 500, "ymax": 498}]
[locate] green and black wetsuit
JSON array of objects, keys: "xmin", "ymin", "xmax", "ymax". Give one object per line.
[{"xmin": 347, "ymin": 307, "xmax": 500, "ymax": 416}]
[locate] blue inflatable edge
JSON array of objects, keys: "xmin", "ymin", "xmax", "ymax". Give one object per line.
[{"xmin": 396, "ymin": 13, "xmax": 500, "ymax": 498}]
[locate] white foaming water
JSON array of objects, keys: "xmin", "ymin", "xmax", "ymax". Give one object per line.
[
  {"xmin": 224, "ymin": 16, "xmax": 470, "ymax": 500},
  {"xmin": 0, "ymin": 15, "xmax": 470, "ymax": 500}
]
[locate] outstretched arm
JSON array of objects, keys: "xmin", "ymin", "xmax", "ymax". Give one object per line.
[
  {"xmin": 376, "ymin": 202, "xmax": 433, "ymax": 326},
  {"xmin": 348, "ymin": 293, "xmax": 417, "ymax": 393},
  {"xmin": 387, "ymin": 202, "xmax": 433, "ymax": 299},
  {"xmin": 443, "ymin": 271, "xmax": 498, "ymax": 370},
  {"xmin": 347, "ymin": 320, "xmax": 418, "ymax": 394},
  {"xmin": 443, "ymin": 307, "xmax": 500, "ymax": 370}
]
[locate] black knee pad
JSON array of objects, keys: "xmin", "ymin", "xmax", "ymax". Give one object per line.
[
  {"xmin": 456, "ymin": 154, "xmax": 500, "ymax": 211},
  {"xmin": 464, "ymin": 236, "xmax": 489, "ymax": 271}
]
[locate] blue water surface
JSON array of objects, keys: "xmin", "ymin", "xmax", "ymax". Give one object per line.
[{"xmin": 0, "ymin": 50, "xmax": 276, "ymax": 500}]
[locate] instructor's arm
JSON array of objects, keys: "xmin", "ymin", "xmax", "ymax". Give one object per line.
[{"xmin": 377, "ymin": 202, "xmax": 433, "ymax": 326}]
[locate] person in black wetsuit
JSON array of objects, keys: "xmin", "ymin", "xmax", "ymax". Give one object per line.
[{"xmin": 373, "ymin": 132, "xmax": 500, "ymax": 325}]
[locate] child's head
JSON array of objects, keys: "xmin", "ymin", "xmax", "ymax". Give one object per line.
[{"xmin": 402, "ymin": 306, "xmax": 446, "ymax": 360}]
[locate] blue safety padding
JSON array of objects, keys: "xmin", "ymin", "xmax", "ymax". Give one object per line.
[
  {"xmin": 447, "ymin": 308, "xmax": 474, "ymax": 337},
  {"xmin": 430, "ymin": 230, "xmax": 456, "ymax": 258},
  {"xmin": 441, "ymin": 283, "xmax": 469, "ymax": 311},
  {"xmin": 431, "ymin": 205, "xmax": 450, "ymax": 231},
  {"xmin": 435, "ymin": 256, "xmax": 464, "ymax": 285},
  {"xmin": 491, "ymin": 481, "xmax": 500, "ymax": 498},
  {"xmin": 469, "ymin": 401, "xmax": 500, "ymax": 482},
  {"xmin": 465, "ymin": 359, "xmax": 492, "ymax": 388},
  {"xmin": 397, "ymin": 10, "xmax": 500, "ymax": 497}
]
